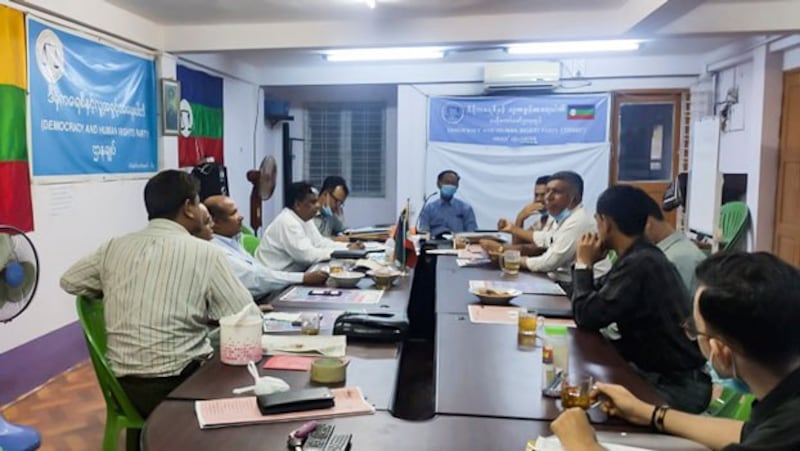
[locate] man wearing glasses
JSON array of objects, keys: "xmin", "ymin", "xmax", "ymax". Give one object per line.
[
  {"xmin": 553, "ymin": 251, "xmax": 800, "ymax": 451},
  {"xmin": 314, "ymin": 176, "xmax": 350, "ymax": 240}
]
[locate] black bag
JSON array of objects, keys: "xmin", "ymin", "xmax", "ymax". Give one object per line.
[
  {"xmin": 191, "ymin": 162, "xmax": 229, "ymax": 201},
  {"xmin": 333, "ymin": 312, "xmax": 409, "ymax": 342}
]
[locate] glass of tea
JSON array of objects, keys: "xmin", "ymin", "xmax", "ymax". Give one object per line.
[
  {"xmin": 453, "ymin": 235, "xmax": 468, "ymax": 250},
  {"xmin": 300, "ymin": 313, "xmax": 321, "ymax": 335},
  {"xmin": 561, "ymin": 373, "xmax": 594, "ymax": 409},
  {"xmin": 500, "ymin": 249, "xmax": 522, "ymax": 275},
  {"xmin": 517, "ymin": 308, "xmax": 538, "ymax": 350}
]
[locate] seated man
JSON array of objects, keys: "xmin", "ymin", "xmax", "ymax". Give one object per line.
[
  {"xmin": 418, "ymin": 170, "xmax": 477, "ymax": 238},
  {"xmin": 553, "ymin": 252, "xmax": 800, "ymax": 451},
  {"xmin": 314, "ymin": 176, "xmax": 349, "ymax": 240},
  {"xmin": 204, "ymin": 195, "xmax": 328, "ymax": 300},
  {"xmin": 257, "ymin": 181, "xmax": 362, "ymax": 272},
  {"xmin": 497, "ymin": 175, "xmax": 551, "ymax": 244},
  {"xmin": 644, "ymin": 196, "xmax": 706, "ymax": 296},
  {"xmin": 60, "ymin": 170, "xmax": 253, "ymax": 421},
  {"xmin": 571, "ymin": 185, "xmax": 710, "ymax": 413},
  {"xmin": 481, "ymin": 171, "xmax": 609, "ymax": 286}
]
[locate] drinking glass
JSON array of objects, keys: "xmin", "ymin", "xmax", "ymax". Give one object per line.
[
  {"xmin": 561, "ymin": 373, "xmax": 594, "ymax": 409},
  {"xmin": 500, "ymin": 249, "xmax": 522, "ymax": 275}
]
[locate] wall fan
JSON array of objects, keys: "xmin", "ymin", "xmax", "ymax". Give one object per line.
[
  {"xmin": 246, "ymin": 155, "xmax": 278, "ymax": 233},
  {"xmin": 0, "ymin": 225, "xmax": 42, "ymax": 450}
]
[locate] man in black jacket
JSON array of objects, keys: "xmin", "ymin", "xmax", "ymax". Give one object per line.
[{"xmin": 571, "ymin": 185, "xmax": 710, "ymax": 413}]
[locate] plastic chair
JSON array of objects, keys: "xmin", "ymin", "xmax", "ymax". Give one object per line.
[
  {"xmin": 75, "ymin": 296, "xmax": 144, "ymax": 451},
  {"xmin": 241, "ymin": 235, "xmax": 260, "ymax": 256},
  {"xmin": 719, "ymin": 202, "xmax": 749, "ymax": 251},
  {"xmin": 0, "ymin": 415, "xmax": 41, "ymax": 451},
  {"xmin": 706, "ymin": 386, "xmax": 755, "ymax": 421},
  {"xmin": 241, "ymin": 225, "xmax": 255, "ymax": 236}
]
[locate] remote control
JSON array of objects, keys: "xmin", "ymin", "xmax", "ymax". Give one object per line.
[
  {"xmin": 303, "ymin": 423, "xmax": 335, "ymax": 451},
  {"xmin": 323, "ymin": 433, "xmax": 352, "ymax": 451}
]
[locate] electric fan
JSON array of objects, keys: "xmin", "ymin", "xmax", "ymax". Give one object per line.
[
  {"xmin": 0, "ymin": 225, "xmax": 39, "ymax": 323},
  {"xmin": 246, "ymin": 155, "xmax": 278, "ymax": 232},
  {"xmin": 0, "ymin": 225, "xmax": 42, "ymax": 451}
]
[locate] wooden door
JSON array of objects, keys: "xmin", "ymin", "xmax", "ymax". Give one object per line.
[
  {"xmin": 774, "ymin": 70, "xmax": 800, "ymax": 266},
  {"xmin": 611, "ymin": 92, "xmax": 684, "ymax": 225}
]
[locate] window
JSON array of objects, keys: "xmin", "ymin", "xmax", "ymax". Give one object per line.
[
  {"xmin": 304, "ymin": 102, "xmax": 386, "ymax": 197},
  {"xmin": 617, "ymin": 102, "xmax": 675, "ymax": 182}
]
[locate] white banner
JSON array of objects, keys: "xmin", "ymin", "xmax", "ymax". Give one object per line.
[{"xmin": 424, "ymin": 142, "xmax": 611, "ymax": 230}]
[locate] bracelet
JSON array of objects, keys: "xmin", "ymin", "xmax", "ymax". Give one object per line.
[
  {"xmin": 655, "ymin": 405, "xmax": 670, "ymax": 433},
  {"xmin": 649, "ymin": 405, "xmax": 660, "ymax": 432}
]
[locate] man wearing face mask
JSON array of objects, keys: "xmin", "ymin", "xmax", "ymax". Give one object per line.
[
  {"xmin": 256, "ymin": 181, "xmax": 362, "ymax": 272},
  {"xmin": 313, "ymin": 176, "xmax": 349, "ymax": 241},
  {"xmin": 204, "ymin": 195, "xmax": 328, "ymax": 301},
  {"xmin": 571, "ymin": 185, "xmax": 710, "ymax": 413},
  {"xmin": 418, "ymin": 170, "xmax": 477, "ymax": 239},
  {"xmin": 482, "ymin": 171, "xmax": 610, "ymax": 287},
  {"xmin": 496, "ymin": 175, "xmax": 551, "ymax": 244},
  {"xmin": 552, "ymin": 251, "xmax": 800, "ymax": 451}
]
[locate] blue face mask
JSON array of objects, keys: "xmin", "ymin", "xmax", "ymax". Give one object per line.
[
  {"xmin": 440, "ymin": 184, "xmax": 458, "ymax": 199},
  {"xmin": 707, "ymin": 352, "xmax": 750, "ymax": 394},
  {"xmin": 321, "ymin": 205, "xmax": 333, "ymax": 218},
  {"xmin": 551, "ymin": 208, "xmax": 572, "ymax": 223}
]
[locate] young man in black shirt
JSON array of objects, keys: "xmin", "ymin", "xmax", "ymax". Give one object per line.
[
  {"xmin": 571, "ymin": 185, "xmax": 710, "ymax": 413},
  {"xmin": 552, "ymin": 251, "xmax": 800, "ymax": 451}
]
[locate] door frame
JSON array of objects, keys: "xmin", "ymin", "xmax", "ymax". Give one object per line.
[
  {"xmin": 609, "ymin": 90, "xmax": 685, "ymax": 186},
  {"xmin": 772, "ymin": 68, "xmax": 800, "ymax": 258}
]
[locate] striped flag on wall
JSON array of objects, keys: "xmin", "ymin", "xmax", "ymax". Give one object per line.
[
  {"xmin": 0, "ymin": 6, "xmax": 33, "ymax": 231},
  {"xmin": 177, "ymin": 65, "xmax": 224, "ymax": 167}
]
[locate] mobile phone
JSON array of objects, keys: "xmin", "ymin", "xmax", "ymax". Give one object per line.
[{"xmin": 309, "ymin": 289, "xmax": 342, "ymax": 296}]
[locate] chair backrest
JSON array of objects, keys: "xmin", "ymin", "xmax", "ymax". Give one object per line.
[
  {"xmin": 241, "ymin": 235, "xmax": 260, "ymax": 256},
  {"xmin": 720, "ymin": 201, "xmax": 749, "ymax": 250},
  {"xmin": 75, "ymin": 296, "xmax": 144, "ymax": 423},
  {"xmin": 241, "ymin": 225, "xmax": 255, "ymax": 236},
  {"xmin": 706, "ymin": 386, "xmax": 755, "ymax": 421}
]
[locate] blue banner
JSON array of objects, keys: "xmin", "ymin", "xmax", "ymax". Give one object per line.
[
  {"xmin": 27, "ymin": 18, "xmax": 158, "ymax": 176},
  {"xmin": 429, "ymin": 95, "xmax": 608, "ymax": 146}
]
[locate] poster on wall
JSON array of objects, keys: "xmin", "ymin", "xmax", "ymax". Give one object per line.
[
  {"xmin": 27, "ymin": 17, "xmax": 158, "ymax": 177},
  {"xmin": 176, "ymin": 65, "xmax": 224, "ymax": 167},
  {"xmin": 429, "ymin": 95, "xmax": 609, "ymax": 146}
]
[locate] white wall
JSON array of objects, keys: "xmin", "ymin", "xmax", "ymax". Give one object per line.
[
  {"xmin": 706, "ymin": 44, "xmax": 782, "ymax": 252},
  {"xmin": 263, "ymin": 85, "xmax": 398, "ymax": 228}
]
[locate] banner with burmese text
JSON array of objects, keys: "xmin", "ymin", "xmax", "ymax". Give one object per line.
[{"xmin": 0, "ymin": 6, "xmax": 33, "ymax": 231}]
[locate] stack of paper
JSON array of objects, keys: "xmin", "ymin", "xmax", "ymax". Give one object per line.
[
  {"xmin": 467, "ymin": 304, "xmax": 520, "ymax": 325},
  {"xmin": 529, "ymin": 436, "xmax": 654, "ymax": 451},
  {"xmin": 195, "ymin": 387, "xmax": 374, "ymax": 429}
]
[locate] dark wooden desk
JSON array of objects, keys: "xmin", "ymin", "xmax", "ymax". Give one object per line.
[
  {"xmin": 143, "ymin": 403, "xmax": 706, "ymax": 451},
  {"xmin": 436, "ymin": 256, "xmax": 572, "ymax": 317},
  {"xmin": 435, "ymin": 314, "xmax": 663, "ymax": 420},
  {"xmin": 168, "ymin": 343, "xmax": 400, "ymax": 411}
]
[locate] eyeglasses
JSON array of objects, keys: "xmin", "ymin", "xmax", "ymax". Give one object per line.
[
  {"xmin": 680, "ymin": 317, "xmax": 710, "ymax": 341},
  {"xmin": 331, "ymin": 194, "xmax": 346, "ymax": 208}
]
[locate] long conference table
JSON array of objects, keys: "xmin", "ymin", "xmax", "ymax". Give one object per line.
[{"xmin": 143, "ymin": 251, "xmax": 707, "ymax": 450}]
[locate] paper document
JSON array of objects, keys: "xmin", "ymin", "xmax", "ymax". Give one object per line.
[
  {"xmin": 261, "ymin": 334, "xmax": 346, "ymax": 357},
  {"xmin": 456, "ymin": 258, "xmax": 490, "ymax": 267},
  {"xmin": 195, "ymin": 387, "xmax": 374, "ymax": 429},
  {"xmin": 426, "ymin": 249, "xmax": 458, "ymax": 256},
  {"xmin": 469, "ymin": 279, "xmax": 566, "ymax": 296},
  {"xmin": 263, "ymin": 355, "xmax": 351, "ymax": 371},
  {"xmin": 529, "ymin": 435, "xmax": 655, "ymax": 451},
  {"xmin": 467, "ymin": 304, "xmax": 520, "ymax": 325},
  {"xmin": 279, "ymin": 287, "xmax": 384, "ymax": 304}
]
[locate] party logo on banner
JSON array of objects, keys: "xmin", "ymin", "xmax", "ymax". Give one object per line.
[
  {"xmin": 27, "ymin": 18, "xmax": 158, "ymax": 176},
  {"xmin": 429, "ymin": 95, "xmax": 609, "ymax": 146}
]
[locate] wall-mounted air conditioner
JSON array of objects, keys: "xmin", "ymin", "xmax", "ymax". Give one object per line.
[{"xmin": 483, "ymin": 61, "xmax": 561, "ymax": 93}]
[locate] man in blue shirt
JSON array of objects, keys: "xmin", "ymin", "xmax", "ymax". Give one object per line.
[
  {"xmin": 204, "ymin": 195, "xmax": 327, "ymax": 302},
  {"xmin": 418, "ymin": 170, "xmax": 478, "ymax": 238}
]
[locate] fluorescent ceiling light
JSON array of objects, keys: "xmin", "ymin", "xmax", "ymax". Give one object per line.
[
  {"xmin": 506, "ymin": 39, "xmax": 641, "ymax": 55},
  {"xmin": 365, "ymin": 0, "xmax": 376, "ymax": 8},
  {"xmin": 323, "ymin": 47, "xmax": 445, "ymax": 62}
]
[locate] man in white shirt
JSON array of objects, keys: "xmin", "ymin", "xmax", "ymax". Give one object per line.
[
  {"xmin": 482, "ymin": 171, "xmax": 610, "ymax": 286},
  {"xmin": 496, "ymin": 174, "xmax": 551, "ymax": 244},
  {"xmin": 257, "ymin": 181, "xmax": 363, "ymax": 272},
  {"xmin": 204, "ymin": 195, "xmax": 328, "ymax": 301}
]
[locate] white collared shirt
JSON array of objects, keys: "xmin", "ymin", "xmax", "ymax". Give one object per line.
[
  {"xmin": 212, "ymin": 234, "xmax": 304, "ymax": 299},
  {"xmin": 525, "ymin": 205, "xmax": 611, "ymax": 282},
  {"xmin": 256, "ymin": 208, "xmax": 348, "ymax": 272}
]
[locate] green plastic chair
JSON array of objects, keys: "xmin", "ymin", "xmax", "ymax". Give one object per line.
[
  {"xmin": 719, "ymin": 202, "xmax": 749, "ymax": 251},
  {"xmin": 241, "ymin": 225, "xmax": 255, "ymax": 236},
  {"xmin": 241, "ymin": 235, "xmax": 260, "ymax": 256},
  {"xmin": 706, "ymin": 386, "xmax": 755, "ymax": 421},
  {"xmin": 76, "ymin": 296, "xmax": 144, "ymax": 451}
]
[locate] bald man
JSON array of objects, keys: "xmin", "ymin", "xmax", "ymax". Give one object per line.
[{"xmin": 203, "ymin": 195, "xmax": 327, "ymax": 301}]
